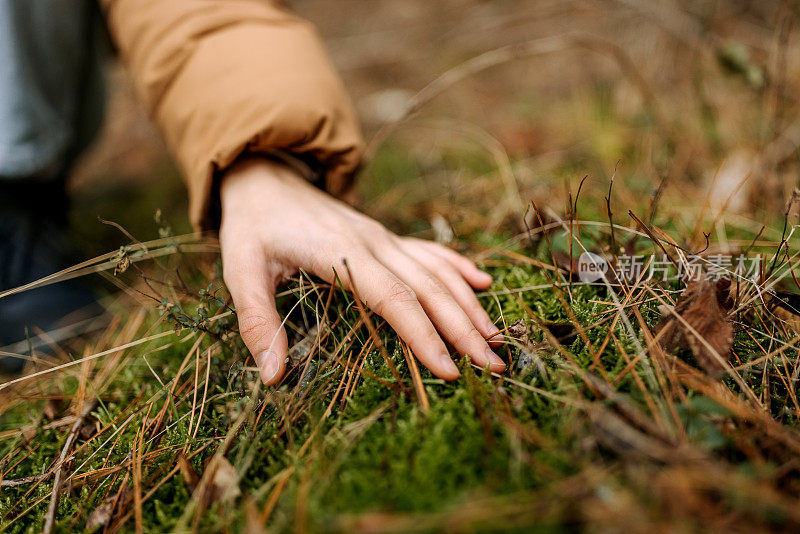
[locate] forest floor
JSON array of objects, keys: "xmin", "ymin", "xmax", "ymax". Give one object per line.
[{"xmin": 3, "ymin": 1, "xmax": 800, "ymax": 532}]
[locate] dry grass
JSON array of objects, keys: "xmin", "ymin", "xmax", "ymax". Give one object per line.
[{"xmin": 3, "ymin": 1, "xmax": 800, "ymax": 532}]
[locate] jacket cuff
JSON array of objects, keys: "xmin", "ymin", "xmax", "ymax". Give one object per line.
[{"xmin": 102, "ymin": 0, "xmax": 363, "ymax": 232}]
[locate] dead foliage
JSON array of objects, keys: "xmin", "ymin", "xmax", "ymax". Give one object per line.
[{"xmin": 656, "ymin": 278, "xmax": 734, "ymax": 378}]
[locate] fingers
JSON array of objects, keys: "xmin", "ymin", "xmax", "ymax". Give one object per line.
[
  {"xmin": 399, "ymin": 240, "xmax": 503, "ymax": 348},
  {"xmin": 222, "ymin": 230, "xmax": 503, "ymax": 384},
  {"xmin": 371, "ymin": 245, "xmax": 505, "ymax": 373},
  {"xmin": 417, "ymin": 240, "xmax": 494, "ymax": 290},
  {"xmin": 313, "ymin": 254, "xmax": 461, "ymax": 380},
  {"xmin": 222, "ymin": 248, "xmax": 288, "ymax": 385}
]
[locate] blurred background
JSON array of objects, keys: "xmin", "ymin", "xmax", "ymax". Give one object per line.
[{"xmin": 68, "ymin": 0, "xmax": 800, "ymax": 255}]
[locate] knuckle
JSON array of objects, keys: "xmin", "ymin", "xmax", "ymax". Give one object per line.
[
  {"xmin": 308, "ymin": 245, "xmax": 361, "ymax": 284},
  {"xmin": 373, "ymin": 279, "xmax": 417, "ymax": 314},
  {"xmin": 356, "ymin": 219, "xmax": 395, "ymax": 248},
  {"xmin": 419, "ymin": 275, "xmax": 447, "ymax": 298},
  {"xmin": 440, "ymin": 319, "xmax": 481, "ymax": 346},
  {"xmin": 222, "ymin": 251, "xmax": 261, "ymax": 287},
  {"xmin": 455, "ymin": 323, "xmax": 483, "ymax": 344},
  {"xmin": 466, "ymin": 298, "xmax": 489, "ymax": 317},
  {"xmin": 428, "ymin": 255, "xmax": 452, "ymax": 272},
  {"xmin": 362, "ymin": 218, "xmax": 388, "ymax": 236},
  {"xmin": 422, "ymin": 328, "xmax": 445, "ymax": 348}
]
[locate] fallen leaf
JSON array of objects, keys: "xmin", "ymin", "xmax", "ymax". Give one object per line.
[
  {"xmin": 85, "ymin": 500, "xmax": 113, "ymax": 531},
  {"xmin": 542, "ymin": 321, "xmax": 579, "ymax": 345},
  {"xmin": 78, "ymin": 421, "xmax": 98, "ymax": 442},
  {"xmin": 769, "ymin": 290, "xmax": 800, "ymax": 332},
  {"xmin": 288, "ymin": 325, "xmax": 319, "ymax": 365},
  {"xmin": 43, "ymin": 399, "xmax": 65, "ymax": 420},
  {"xmin": 553, "ymin": 252, "xmax": 580, "ymax": 277},
  {"xmin": 298, "ymin": 359, "xmax": 318, "ymax": 390},
  {"xmin": 656, "ymin": 278, "xmax": 733, "ymax": 378},
  {"xmin": 209, "ymin": 456, "xmax": 240, "ymax": 504},
  {"xmin": 85, "ymin": 488, "xmax": 125, "ymax": 532},
  {"xmin": 178, "ymin": 452, "xmax": 200, "ymax": 493},
  {"xmin": 20, "ymin": 425, "xmax": 36, "ymax": 443},
  {"xmin": 507, "ymin": 319, "xmax": 528, "ymax": 339},
  {"xmin": 769, "ymin": 290, "xmax": 800, "ymax": 315}
]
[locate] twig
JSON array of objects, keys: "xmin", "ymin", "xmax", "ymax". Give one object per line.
[
  {"xmin": 606, "ymin": 160, "xmax": 621, "ymax": 260},
  {"xmin": 133, "ymin": 427, "xmax": 144, "ymax": 534},
  {"xmin": 0, "ymin": 474, "xmax": 48, "ymax": 488}
]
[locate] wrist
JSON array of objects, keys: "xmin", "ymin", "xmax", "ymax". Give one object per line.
[{"xmin": 220, "ymin": 156, "xmax": 305, "ymax": 213}]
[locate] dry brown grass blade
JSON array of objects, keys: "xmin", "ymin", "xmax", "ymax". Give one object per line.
[
  {"xmin": 42, "ymin": 400, "xmax": 96, "ymax": 534},
  {"xmin": 0, "ymin": 329, "xmax": 181, "ymax": 392},
  {"xmin": 191, "ymin": 347, "xmax": 212, "ymax": 442},
  {"xmin": 109, "ymin": 443, "xmax": 212, "ymax": 531},
  {"xmin": 400, "ymin": 341, "xmax": 430, "ymax": 413},
  {"xmin": 340, "ymin": 260, "xmax": 405, "ymax": 391},
  {"xmin": 133, "ymin": 426, "xmax": 144, "ymax": 534},
  {"xmin": 260, "ymin": 467, "xmax": 294, "ymax": 525},
  {"xmin": 0, "ymin": 233, "xmax": 211, "ymax": 300}
]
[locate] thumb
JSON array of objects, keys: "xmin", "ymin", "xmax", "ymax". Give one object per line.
[
  {"xmin": 238, "ymin": 297, "xmax": 288, "ymax": 386},
  {"xmin": 225, "ymin": 260, "xmax": 288, "ymax": 386}
]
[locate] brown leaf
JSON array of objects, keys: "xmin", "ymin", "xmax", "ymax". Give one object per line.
[
  {"xmin": 178, "ymin": 452, "xmax": 200, "ymax": 493},
  {"xmin": 657, "ymin": 279, "xmax": 733, "ymax": 378},
  {"xmin": 769, "ymin": 290, "xmax": 800, "ymax": 332},
  {"xmin": 43, "ymin": 399, "xmax": 65, "ymax": 420},
  {"xmin": 714, "ymin": 278, "xmax": 734, "ymax": 312},
  {"xmin": 553, "ymin": 251, "xmax": 580, "ymax": 277},
  {"xmin": 18, "ymin": 423, "xmax": 37, "ymax": 443},
  {"xmin": 542, "ymin": 321, "xmax": 579, "ymax": 345},
  {"xmin": 85, "ymin": 487, "xmax": 125, "ymax": 532},
  {"xmin": 507, "ymin": 319, "xmax": 528, "ymax": 339},
  {"xmin": 85, "ymin": 500, "xmax": 113, "ymax": 531},
  {"xmin": 78, "ymin": 421, "xmax": 98, "ymax": 442},
  {"xmin": 209, "ymin": 456, "xmax": 240, "ymax": 504},
  {"xmin": 769, "ymin": 290, "xmax": 800, "ymax": 315}
]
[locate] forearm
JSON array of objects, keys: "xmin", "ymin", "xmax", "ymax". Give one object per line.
[{"xmin": 101, "ymin": 0, "xmax": 363, "ymax": 231}]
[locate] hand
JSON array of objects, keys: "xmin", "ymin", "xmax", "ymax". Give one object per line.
[{"xmin": 219, "ymin": 157, "xmax": 505, "ymax": 385}]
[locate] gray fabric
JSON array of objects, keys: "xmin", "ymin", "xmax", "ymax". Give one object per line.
[{"xmin": 0, "ymin": 0, "xmax": 106, "ymax": 181}]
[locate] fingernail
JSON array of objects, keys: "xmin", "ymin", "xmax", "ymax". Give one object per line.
[
  {"xmin": 486, "ymin": 347, "xmax": 506, "ymax": 370},
  {"xmin": 257, "ymin": 350, "xmax": 280, "ymax": 384},
  {"xmin": 439, "ymin": 353, "xmax": 459, "ymax": 375}
]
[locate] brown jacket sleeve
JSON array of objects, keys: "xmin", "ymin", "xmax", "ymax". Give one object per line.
[{"xmin": 99, "ymin": 0, "xmax": 363, "ymax": 231}]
